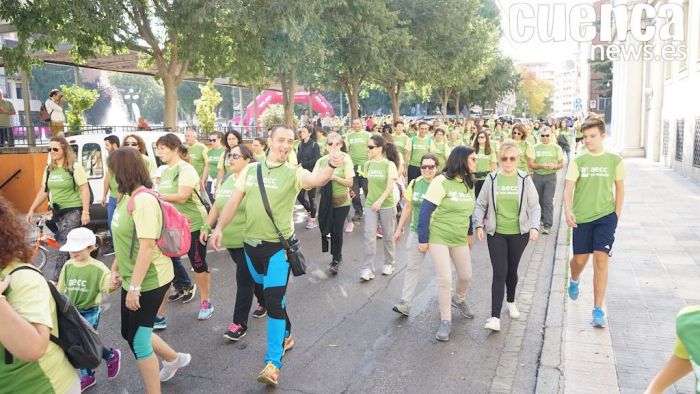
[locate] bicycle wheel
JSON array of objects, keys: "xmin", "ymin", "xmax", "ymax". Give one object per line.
[{"xmin": 32, "ymin": 247, "xmax": 48, "ymax": 271}]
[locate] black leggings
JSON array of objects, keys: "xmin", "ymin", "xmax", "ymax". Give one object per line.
[
  {"xmin": 475, "ymin": 179, "xmax": 485, "ymax": 200},
  {"xmin": 227, "ymin": 248, "xmax": 265, "ymax": 329},
  {"xmin": 297, "ymin": 189, "xmax": 317, "ymax": 217},
  {"xmin": 331, "ymin": 205, "xmax": 351, "ymax": 261},
  {"xmin": 486, "ymin": 233, "xmax": 529, "ymax": 318},
  {"xmin": 120, "ymin": 283, "xmax": 170, "ymax": 360},
  {"xmin": 188, "ymin": 230, "xmax": 208, "ymax": 273}
]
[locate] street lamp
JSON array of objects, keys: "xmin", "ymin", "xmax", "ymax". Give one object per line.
[{"xmin": 124, "ymin": 88, "xmax": 140, "ymax": 123}]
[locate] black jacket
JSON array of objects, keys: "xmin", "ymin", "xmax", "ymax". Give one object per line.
[{"xmin": 297, "ymin": 139, "xmax": 321, "ymax": 171}]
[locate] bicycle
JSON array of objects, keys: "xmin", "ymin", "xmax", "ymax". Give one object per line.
[{"xmin": 31, "ymin": 215, "xmax": 59, "ymax": 271}]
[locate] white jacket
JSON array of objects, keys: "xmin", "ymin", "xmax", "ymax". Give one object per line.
[{"xmin": 44, "ymin": 98, "xmax": 65, "ymax": 122}]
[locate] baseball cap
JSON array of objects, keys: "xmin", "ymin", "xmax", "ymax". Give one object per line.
[{"xmin": 59, "ymin": 227, "xmax": 97, "ymax": 252}]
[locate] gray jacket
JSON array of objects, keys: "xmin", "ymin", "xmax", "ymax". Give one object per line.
[{"xmin": 473, "ymin": 170, "xmax": 541, "ymax": 236}]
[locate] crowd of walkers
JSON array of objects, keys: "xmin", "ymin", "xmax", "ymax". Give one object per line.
[{"xmin": 9, "ymin": 115, "xmax": 697, "ymax": 393}]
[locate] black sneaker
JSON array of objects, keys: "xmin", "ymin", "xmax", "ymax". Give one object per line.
[
  {"xmin": 168, "ymin": 288, "xmax": 185, "ymax": 302},
  {"xmin": 181, "ymin": 284, "xmax": 197, "ymax": 304},
  {"xmin": 102, "ymin": 244, "xmax": 115, "ymax": 257},
  {"xmin": 252, "ymin": 305, "xmax": 267, "ymax": 318},
  {"xmin": 351, "ymin": 213, "xmax": 363, "ymax": 222},
  {"xmin": 329, "ymin": 260, "xmax": 341, "ymax": 275},
  {"xmin": 542, "ymin": 226, "xmax": 551, "ymax": 235},
  {"xmin": 223, "ymin": 323, "xmax": 247, "ymax": 341}
]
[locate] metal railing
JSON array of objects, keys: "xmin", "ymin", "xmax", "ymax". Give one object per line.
[{"xmin": 0, "ymin": 169, "xmax": 21, "ymax": 190}]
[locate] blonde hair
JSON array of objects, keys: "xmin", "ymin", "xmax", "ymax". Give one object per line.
[
  {"xmin": 499, "ymin": 140, "xmax": 520, "ymax": 158},
  {"xmin": 49, "ymin": 136, "xmax": 76, "ymax": 171}
]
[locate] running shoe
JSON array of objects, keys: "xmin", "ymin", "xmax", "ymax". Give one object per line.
[
  {"xmin": 381, "ymin": 264, "xmax": 394, "ymax": 276},
  {"xmin": 159, "ymin": 353, "xmax": 191, "ymax": 382},
  {"xmin": 344, "ymin": 221, "xmax": 355, "ymax": 233},
  {"xmin": 182, "ymin": 284, "xmax": 197, "ymax": 304},
  {"xmin": 80, "ymin": 373, "xmax": 96, "ymax": 391},
  {"xmin": 153, "ymin": 316, "xmax": 167, "ymax": 331},
  {"xmin": 376, "ymin": 226, "xmax": 384, "ymax": 238},
  {"xmin": 305, "ymin": 217, "xmax": 318, "ymax": 229},
  {"xmin": 329, "ymin": 260, "xmax": 341, "ymax": 275},
  {"xmin": 592, "ymin": 307, "xmax": 607, "ymax": 328},
  {"xmin": 506, "ymin": 302, "xmax": 520, "ymax": 319},
  {"xmin": 223, "ymin": 323, "xmax": 247, "ymax": 341},
  {"xmin": 435, "ymin": 320, "xmax": 451, "ymax": 342},
  {"xmin": 451, "ymin": 296, "xmax": 475, "ymax": 318},
  {"xmin": 360, "ymin": 269, "xmax": 375, "ymax": 282},
  {"xmin": 105, "ymin": 348, "xmax": 121, "ymax": 379},
  {"xmin": 257, "ymin": 362, "xmax": 279, "ymax": 386},
  {"xmin": 168, "ymin": 288, "xmax": 185, "ymax": 302},
  {"xmin": 392, "ymin": 302, "xmax": 410, "ymax": 317},
  {"xmin": 197, "ymin": 301, "xmax": 214, "ymax": 320},
  {"xmin": 283, "ymin": 336, "xmax": 295, "ymax": 355},
  {"xmin": 567, "ymin": 278, "xmax": 580, "ymax": 301},
  {"xmin": 542, "ymin": 225, "xmax": 551, "ymax": 235},
  {"xmin": 351, "ymin": 212, "xmax": 363, "ymax": 222},
  {"xmin": 484, "ymin": 317, "xmax": 501, "ymax": 332},
  {"xmin": 252, "ymin": 305, "xmax": 267, "ymax": 318}
]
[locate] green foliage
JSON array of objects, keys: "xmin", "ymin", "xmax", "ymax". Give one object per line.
[
  {"xmin": 108, "ymin": 72, "xmax": 165, "ymax": 123},
  {"xmin": 464, "ymin": 54, "xmax": 520, "ymax": 109},
  {"xmin": 194, "ymin": 81, "xmax": 223, "ymax": 133},
  {"xmin": 259, "ymin": 104, "xmax": 299, "ymax": 130},
  {"xmin": 60, "ymin": 84, "xmax": 99, "ymax": 132},
  {"xmin": 30, "ymin": 64, "xmax": 75, "ymax": 101}
]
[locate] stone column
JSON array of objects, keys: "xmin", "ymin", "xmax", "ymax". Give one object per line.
[
  {"xmin": 611, "ymin": 36, "xmax": 646, "ymax": 157},
  {"xmin": 645, "ymin": 34, "xmax": 666, "ymax": 162}
]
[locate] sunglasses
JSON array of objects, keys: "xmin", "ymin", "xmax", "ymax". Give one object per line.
[
  {"xmin": 125, "ymin": 142, "xmax": 139, "ymax": 147},
  {"xmin": 49, "ymin": 147, "xmax": 61, "ymax": 152},
  {"xmin": 209, "ymin": 138, "xmax": 218, "ymax": 142},
  {"xmin": 367, "ymin": 145, "xmax": 378, "ymax": 150},
  {"xmin": 228, "ymin": 153, "xmax": 244, "ymax": 160},
  {"xmin": 501, "ymin": 156, "xmax": 517, "ymax": 162},
  {"xmin": 512, "ymin": 132, "xmax": 522, "ymax": 136},
  {"xmin": 540, "ymin": 134, "xmax": 551, "ymax": 138},
  {"xmin": 327, "ymin": 142, "xmax": 340, "ymax": 147},
  {"xmin": 421, "ymin": 165, "xmax": 436, "ymax": 170}
]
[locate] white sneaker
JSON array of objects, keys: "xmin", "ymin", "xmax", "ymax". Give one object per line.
[
  {"xmin": 381, "ymin": 264, "xmax": 395, "ymax": 275},
  {"xmin": 159, "ymin": 352, "xmax": 191, "ymax": 382},
  {"xmin": 305, "ymin": 217, "xmax": 318, "ymax": 229},
  {"xmin": 506, "ymin": 302, "xmax": 520, "ymax": 319},
  {"xmin": 360, "ymin": 269, "xmax": 375, "ymax": 282},
  {"xmin": 484, "ymin": 317, "xmax": 501, "ymax": 332},
  {"xmin": 344, "ymin": 221, "xmax": 354, "ymax": 233}
]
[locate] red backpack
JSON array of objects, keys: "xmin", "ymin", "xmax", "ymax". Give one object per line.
[{"xmin": 127, "ymin": 189, "xmax": 191, "ymax": 258}]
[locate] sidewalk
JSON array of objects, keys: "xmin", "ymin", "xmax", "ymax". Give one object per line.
[{"xmin": 556, "ymin": 158, "xmax": 699, "ymax": 393}]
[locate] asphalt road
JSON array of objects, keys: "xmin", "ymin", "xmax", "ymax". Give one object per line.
[{"xmin": 78, "ymin": 206, "xmax": 554, "ymax": 394}]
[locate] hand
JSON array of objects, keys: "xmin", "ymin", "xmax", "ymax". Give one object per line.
[
  {"xmin": 125, "ymin": 290, "xmax": 141, "ymax": 311},
  {"xmin": 199, "ymin": 230, "xmax": 209, "ymax": 245},
  {"xmin": 371, "ymin": 201, "xmax": 381, "ymax": 212},
  {"xmin": 615, "ymin": 211, "xmax": 621, "ymax": 221},
  {"xmin": 476, "ymin": 228, "xmax": 485, "ymax": 242},
  {"xmin": 418, "ymin": 243, "xmax": 428, "ymax": 253},
  {"xmin": 81, "ymin": 212, "xmax": 90, "ymax": 225},
  {"xmin": 0, "ymin": 275, "xmax": 10, "ymax": 294},
  {"xmin": 393, "ymin": 228, "xmax": 403, "ymax": 241},
  {"xmin": 25, "ymin": 210, "xmax": 34, "ymax": 224},
  {"xmin": 210, "ymin": 229, "xmax": 223, "ymax": 251},
  {"xmin": 565, "ymin": 210, "xmax": 577, "ymax": 228},
  {"xmin": 101, "ymin": 199, "xmax": 107, "ymax": 208},
  {"xmin": 329, "ymin": 151, "xmax": 343, "ymax": 168},
  {"xmin": 110, "ymin": 274, "xmax": 122, "ymax": 290},
  {"xmin": 529, "ymin": 229, "xmax": 539, "ymax": 242}
]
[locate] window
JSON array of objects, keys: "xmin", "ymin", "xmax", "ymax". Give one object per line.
[
  {"xmin": 663, "ymin": 120, "xmax": 670, "ymax": 156},
  {"xmin": 676, "ymin": 119, "xmax": 685, "ymax": 162},
  {"xmin": 693, "ymin": 118, "xmax": 700, "ymax": 168},
  {"xmin": 82, "ymin": 143, "xmax": 104, "ymax": 179}
]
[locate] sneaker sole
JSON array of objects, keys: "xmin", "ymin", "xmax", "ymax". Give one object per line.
[
  {"xmin": 252, "ymin": 312, "xmax": 267, "ymax": 318},
  {"xmin": 153, "ymin": 325, "xmax": 167, "ymax": 331},
  {"xmin": 223, "ymin": 331, "xmax": 247, "ymax": 341},
  {"xmin": 197, "ymin": 310, "xmax": 214, "ymax": 321},
  {"xmin": 392, "ymin": 306, "xmax": 409, "ymax": 316},
  {"xmin": 435, "ymin": 335, "xmax": 449, "ymax": 342},
  {"xmin": 82, "ymin": 379, "xmax": 97, "ymax": 391},
  {"xmin": 168, "ymin": 294, "xmax": 185, "ymax": 302},
  {"xmin": 257, "ymin": 375, "xmax": 278, "ymax": 385}
]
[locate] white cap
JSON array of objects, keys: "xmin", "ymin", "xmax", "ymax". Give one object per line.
[{"xmin": 59, "ymin": 227, "xmax": 97, "ymax": 252}]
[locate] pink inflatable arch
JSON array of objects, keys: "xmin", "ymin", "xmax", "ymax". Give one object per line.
[{"xmin": 242, "ymin": 90, "xmax": 334, "ymax": 126}]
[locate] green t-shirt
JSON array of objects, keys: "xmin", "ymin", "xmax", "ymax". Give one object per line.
[
  {"xmin": 43, "ymin": 163, "xmax": 88, "ymax": 209},
  {"xmin": 57, "ymin": 257, "xmax": 111, "ymax": 310},
  {"xmin": 158, "ymin": 161, "xmax": 207, "ymax": 230},
  {"xmin": 533, "ymin": 143, "xmax": 564, "ymax": 176},
  {"xmin": 313, "ymin": 153, "xmax": 355, "ymax": 208},
  {"xmin": 217, "ymin": 152, "xmax": 233, "ymax": 176},
  {"xmin": 108, "ymin": 155, "xmax": 156, "ymax": 198},
  {"xmin": 254, "ymin": 152, "xmax": 267, "ymax": 163},
  {"xmin": 347, "ymin": 130, "xmax": 371, "ymax": 167},
  {"xmin": 293, "ymin": 139, "xmax": 301, "ymax": 153},
  {"xmin": 495, "ymin": 174, "xmax": 520, "ymax": 235},
  {"xmin": 475, "ymin": 148, "xmax": 497, "ymax": 178},
  {"xmin": 215, "ymin": 174, "xmax": 246, "ymax": 249},
  {"xmin": 111, "ymin": 192, "xmax": 175, "ymax": 291},
  {"xmin": 393, "ymin": 134, "xmax": 410, "ymax": 156},
  {"xmin": 423, "ymin": 175, "xmax": 475, "ymax": 246},
  {"xmin": 317, "ymin": 137, "xmax": 328, "ymax": 156},
  {"xmin": 517, "ymin": 140, "xmax": 535, "ymax": 172},
  {"xmin": 235, "ymin": 161, "xmax": 307, "ymax": 243},
  {"xmin": 433, "ymin": 139, "xmax": 447, "ymax": 165},
  {"xmin": 363, "ymin": 158, "xmax": 398, "ymax": 208},
  {"xmin": 673, "ymin": 305, "xmax": 700, "ymax": 394},
  {"xmin": 0, "ymin": 99, "xmax": 15, "ymax": 127},
  {"xmin": 207, "ymin": 147, "xmax": 226, "ymax": 179},
  {"xmin": 408, "ymin": 135, "xmax": 434, "ymax": 167},
  {"xmin": 187, "ymin": 142, "xmax": 209, "ymax": 179},
  {"xmin": 405, "ymin": 176, "xmax": 431, "ymax": 233},
  {"xmin": 565, "ymin": 150, "xmax": 626, "ymax": 223},
  {"xmin": 574, "ymin": 121, "xmax": 583, "ymax": 139}
]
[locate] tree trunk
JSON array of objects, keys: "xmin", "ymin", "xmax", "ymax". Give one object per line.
[
  {"xmin": 454, "ymin": 95, "xmax": 461, "ymax": 119},
  {"xmin": 385, "ymin": 81, "xmax": 403, "ymax": 123},
  {"xmin": 464, "ymin": 98, "xmax": 471, "ymax": 119},
  {"xmin": 347, "ymin": 79, "xmax": 361, "ymax": 121},
  {"xmin": 163, "ymin": 75, "xmax": 178, "ymax": 131},
  {"xmin": 441, "ymin": 88, "xmax": 451, "ymax": 117},
  {"xmin": 279, "ymin": 65, "xmax": 297, "ymax": 128}
]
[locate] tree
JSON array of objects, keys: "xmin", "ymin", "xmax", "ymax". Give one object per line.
[
  {"xmin": 463, "ymin": 54, "xmax": 519, "ymax": 115},
  {"xmin": 60, "ymin": 84, "xmax": 99, "ymax": 132},
  {"xmin": 259, "ymin": 104, "xmax": 299, "ymax": 130},
  {"xmin": 194, "ymin": 81, "xmax": 223, "ymax": 133},
  {"xmin": 515, "ymin": 67, "xmax": 553, "ymax": 119},
  {"xmin": 108, "ymin": 71, "xmax": 165, "ymax": 124}
]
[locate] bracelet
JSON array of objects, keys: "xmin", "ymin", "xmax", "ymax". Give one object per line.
[
  {"xmin": 201, "ymin": 224, "xmax": 212, "ymax": 232},
  {"xmin": 328, "ymin": 162, "xmax": 337, "ymax": 169},
  {"xmin": 128, "ymin": 285, "xmax": 142, "ymax": 292},
  {"xmin": 82, "ymin": 211, "xmax": 90, "ymax": 214}
]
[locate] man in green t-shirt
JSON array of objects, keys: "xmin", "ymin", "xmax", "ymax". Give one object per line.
[
  {"xmin": 564, "ymin": 119, "xmax": 626, "ymax": 328},
  {"xmin": 531, "ymin": 127, "xmax": 564, "ymax": 234},
  {"xmin": 101, "ymin": 135, "xmax": 121, "ymax": 256},
  {"xmin": 184, "ymin": 128, "xmax": 210, "ymax": 190},
  {"xmin": 406, "ymin": 121, "xmax": 434, "ymax": 184},
  {"xmin": 347, "ymin": 118, "xmax": 371, "ymax": 221},
  {"xmin": 392, "ymin": 120, "xmax": 410, "ymax": 176},
  {"xmin": 0, "ymin": 89, "xmax": 17, "ymax": 147}
]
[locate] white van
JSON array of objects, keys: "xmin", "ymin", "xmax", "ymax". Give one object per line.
[{"xmin": 61, "ymin": 131, "xmax": 185, "ymax": 229}]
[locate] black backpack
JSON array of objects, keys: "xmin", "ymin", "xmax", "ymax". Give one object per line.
[
  {"xmin": 3, "ymin": 266, "xmax": 104, "ymax": 370},
  {"xmin": 39, "ymin": 103, "xmax": 53, "ymax": 122},
  {"xmin": 44, "ymin": 165, "xmax": 95, "ymax": 205}
]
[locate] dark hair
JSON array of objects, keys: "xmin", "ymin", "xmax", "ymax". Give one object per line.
[
  {"xmin": 315, "ymin": 126, "xmax": 326, "ymax": 137},
  {"xmin": 581, "ymin": 118, "xmax": 606, "ymax": 135},
  {"xmin": 369, "ymin": 134, "xmax": 401, "ymax": 169},
  {"xmin": 269, "ymin": 124, "xmax": 292, "ymax": 137},
  {"xmin": 299, "ymin": 125, "xmax": 316, "ymax": 141},
  {"xmin": 434, "ymin": 127, "xmax": 446, "ymax": 136},
  {"xmin": 224, "ymin": 130, "xmax": 243, "ymax": 151},
  {"xmin": 394, "ymin": 120, "xmax": 404, "ymax": 127},
  {"xmin": 231, "ymin": 143, "xmax": 254, "ymax": 161},
  {"xmin": 381, "ymin": 124, "xmax": 393, "ymax": 134},
  {"xmin": 0, "ymin": 197, "xmax": 33, "ymax": 269},
  {"xmin": 177, "ymin": 145, "xmax": 191, "ymax": 163},
  {"xmin": 253, "ymin": 137, "xmax": 268, "ymax": 150},
  {"xmin": 443, "ymin": 145, "xmax": 475, "ymax": 189},
  {"xmin": 418, "ymin": 121, "xmax": 429, "ymax": 128},
  {"xmin": 104, "ymin": 135, "xmax": 120, "ymax": 147},
  {"xmin": 512, "ymin": 123, "xmax": 528, "ymax": 140},
  {"xmin": 473, "ymin": 131, "xmax": 492, "ymax": 155},
  {"xmin": 124, "ymin": 134, "xmax": 147, "ymax": 155},
  {"xmin": 156, "ymin": 133, "xmax": 182, "ymax": 151},
  {"xmin": 108, "ymin": 147, "xmax": 153, "ymax": 195},
  {"xmin": 49, "ymin": 89, "xmax": 61, "ymax": 98},
  {"xmin": 213, "ymin": 131, "xmax": 225, "ymax": 143},
  {"xmin": 421, "ymin": 153, "xmax": 439, "ymax": 168}
]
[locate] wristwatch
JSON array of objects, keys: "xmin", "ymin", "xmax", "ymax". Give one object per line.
[
  {"xmin": 328, "ymin": 161, "xmax": 337, "ymax": 169},
  {"xmin": 128, "ymin": 285, "xmax": 142, "ymax": 292}
]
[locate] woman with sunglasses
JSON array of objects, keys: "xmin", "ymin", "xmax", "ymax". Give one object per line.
[
  {"xmin": 532, "ymin": 126, "xmax": 564, "ymax": 235},
  {"xmin": 416, "ymin": 146, "xmax": 477, "ymax": 341},
  {"xmin": 26, "ymin": 136, "xmax": 91, "ymax": 281},
  {"xmin": 313, "ymin": 132, "xmax": 355, "ymax": 274},
  {"xmin": 217, "ymin": 130, "xmax": 242, "ymax": 189},
  {"xmin": 360, "ymin": 135, "xmax": 401, "ymax": 281},
  {"xmin": 296, "ymin": 126, "xmax": 321, "ymax": 229},
  {"xmin": 392, "ymin": 153, "xmax": 439, "ymax": 316},
  {"xmin": 492, "ymin": 123, "xmax": 506, "ymax": 144},
  {"xmin": 511, "ymin": 124, "xmax": 535, "ymax": 173},
  {"xmin": 205, "ymin": 132, "xmax": 226, "ymax": 201},
  {"xmin": 473, "ymin": 131, "xmax": 497, "ymax": 198},
  {"xmin": 199, "ymin": 144, "xmax": 265, "ymax": 341},
  {"xmin": 473, "ymin": 141, "xmax": 541, "ymax": 332}
]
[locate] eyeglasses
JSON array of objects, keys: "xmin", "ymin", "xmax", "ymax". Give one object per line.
[
  {"xmin": 125, "ymin": 142, "xmax": 139, "ymax": 147},
  {"xmin": 477, "ymin": 136, "xmax": 486, "ymax": 139},
  {"xmin": 209, "ymin": 138, "xmax": 218, "ymax": 142},
  {"xmin": 540, "ymin": 134, "xmax": 551, "ymax": 138},
  {"xmin": 49, "ymin": 147, "xmax": 61, "ymax": 152},
  {"xmin": 421, "ymin": 165, "xmax": 436, "ymax": 170},
  {"xmin": 367, "ymin": 145, "xmax": 378, "ymax": 150},
  {"xmin": 228, "ymin": 153, "xmax": 243, "ymax": 160},
  {"xmin": 501, "ymin": 156, "xmax": 517, "ymax": 162}
]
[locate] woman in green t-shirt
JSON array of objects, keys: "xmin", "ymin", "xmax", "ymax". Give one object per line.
[
  {"xmin": 432, "ymin": 128, "xmax": 448, "ymax": 165},
  {"xmin": 447, "ymin": 129, "xmax": 463, "ymax": 152},
  {"xmin": 216, "ymin": 130, "xmax": 242, "ymax": 189},
  {"xmin": 156, "ymin": 134, "xmax": 212, "ymax": 321},
  {"xmin": 472, "ymin": 131, "xmax": 498, "ymax": 198},
  {"xmin": 473, "ymin": 140, "xmax": 541, "ymax": 333},
  {"xmin": 315, "ymin": 127, "xmax": 328, "ymax": 156},
  {"xmin": 511, "ymin": 124, "xmax": 535, "ymax": 173},
  {"xmin": 416, "ymin": 146, "xmax": 477, "ymax": 342},
  {"xmin": 26, "ymin": 136, "xmax": 91, "ymax": 282},
  {"xmin": 200, "ymin": 144, "xmax": 265, "ymax": 342},
  {"xmin": 392, "ymin": 153, "xmax": 439, "ymax": 316},
  {"xmin": 360, "ymin": 135, "xmax": 401, "ymax": 281},
  {"xmin": 107, "ymin": 148, "xmax": 190, "ymax": 392},
  {"xmin": 205, "ymin": 132, "xmax": 226, "ymax": 202},
  {"xmin": 252, "ymin": 137, "xmax": 268, "ymax": 163}
]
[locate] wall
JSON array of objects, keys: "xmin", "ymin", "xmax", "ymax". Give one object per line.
[{"xmin": 0, "ymin": 149, "xmax": 49, "ymax": 213}]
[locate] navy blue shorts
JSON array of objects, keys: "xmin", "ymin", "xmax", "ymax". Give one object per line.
[{"xmin": 572, "ymin": 212, "xmax": 618, "ymax": 256}]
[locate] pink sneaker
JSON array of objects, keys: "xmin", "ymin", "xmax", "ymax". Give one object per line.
[
  {"xmin": 344, "ymin": 221, "xmax": 354, "ymax": 233},
  {"xmin": 105, "ymin": 348, "xmax": 121, "ymax": 379},
  {"xmin": 80, "ymin": 374, "xmax": 96, "ymax": 391}
]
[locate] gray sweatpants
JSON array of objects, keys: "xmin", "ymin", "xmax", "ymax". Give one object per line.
[
  {"xmin": 399, "ymin": 231, "xmax": 428, "ymax": 306},
  {"xmin": 533, "ymin": 173, "xmax": 556, "ymax": 227},
  {"xmin": 363, "ymin": 206, "xmax": 396, "ymax": 272}
]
